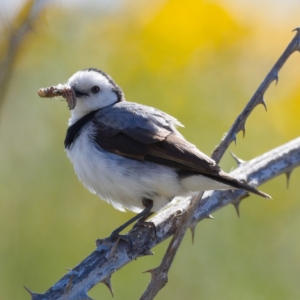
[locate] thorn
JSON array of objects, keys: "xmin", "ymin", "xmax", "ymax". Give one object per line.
[
  {"xmin": 260, "ymin": 97, "xmax": 268, "ymax": 112},
  {"xmin": 139, "ymin": 249, "xmax": 154, "ymax": 257},
  {"xmin": 143, "ymin": 267, "xmax": 168, "ymax": 285},
  {"xmin": 24, "ymin": 286, "xmax": 34, "ymax": 296},
  {"xmin": 205, "ymin": 214, "xmax": 214, "ymax": 219},
  {"xmin": 274, "ymin": 74, "xmax": 279, "ymax": 85},
  {"xmin": 143, "ymin": 267, "xmax": 159, "ymax": 278},
  {"xmin": 23, "ymin": 286, "xmax": 40, "ymax": 299},
  {"xmin": 232, "ymin": 200, "xmax": 241, "ymax": 218},
  {"xmin": 292, "ymin": 27, "xmax": 300, "ymax": 35},
  {"xmin": 143, "ymin": 268, "xmax": 154, "ymax": 275},
  {"xmin": 106, "ymin": 238, "xmax": 120, "ymax": 260},
  {"xmin": 101, "ymin": 276, "xmax": 114, "ymax": 297},
  {"xmin": 189, "ymin": 223, "xmax": 197, "ymax": 244},
  {"xmin": 232, "ymin": 194, "xmax": 249, "ymax": 218},
  {"xmin": 285, "ymin": 170, "xmax": 293, "ymax": 189},
  {"xmin": 241, "ymin": 126, "xmax": 246, "ymax": 138},
  {"xmin": 233, "ymin": 134, "xmax": 237, "ymax": 145},
  {"xmin": 238, "ymin": 120, "xmax": 246, "ymax": 138},
  {"xmin": 230, "ymin": 151, "xmax": 245, "ymax": 166}
]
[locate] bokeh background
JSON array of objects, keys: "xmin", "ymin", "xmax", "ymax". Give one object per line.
[{"xmin": 1, "ymin": 0, "xmax": 300, "ymax": 299}]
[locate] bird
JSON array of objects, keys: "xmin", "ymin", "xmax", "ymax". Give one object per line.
[{"xmin": 40, "ymin": 68, "xmax": 270, "ymax": 239}]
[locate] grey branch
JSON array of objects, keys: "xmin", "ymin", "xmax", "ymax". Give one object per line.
[
  {"xmin": 140, "ymin": 27, "xmax": 300, "ymax": 300},
  {"xmin": 26, "ymin": 29, "xmax": 300, "ymax": 299},
  {"xmin": 27, "ymin": 137, "xmax": 300, "ymax": 300},
  {"xmin": 211, "ymin": 27, "xmax": 300, "ymax": 163}
]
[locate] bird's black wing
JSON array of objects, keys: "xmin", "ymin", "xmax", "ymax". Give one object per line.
[
  {"xmin": 92, "ymin": 120, "xmax": 269, "ymax": 198},
  {"xmin": 92, "ymin": 119, "xmax": 220, "ymax": 173}
]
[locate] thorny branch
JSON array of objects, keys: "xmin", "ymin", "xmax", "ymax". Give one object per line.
[
  {"xmin": 212, "ymin": 27, "xmax": 300, "ymax": 163},
  {"xmin": 25, "ymin": 28, "xmax": 300, "ymax": 299},
  {"xmin": 140, "ymin": 27, "xmax": 300, "ymax": 300},
  {"xmin": 27, "ymin": 138, "xmax": 300, "ymax": 300}
]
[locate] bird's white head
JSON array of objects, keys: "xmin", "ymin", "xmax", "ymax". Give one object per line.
[{"xmin": 67, "ymin": 68, "xmax": 124, "ymax": 122}]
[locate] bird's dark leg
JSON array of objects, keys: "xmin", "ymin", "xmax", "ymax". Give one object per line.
[
  {"xmin": 109, "ymin": 199, "xmax": 154, "ymax": 241},
  {"xmin": 132, "ymin": 199, "xmax": 157, "ymax": 235}
]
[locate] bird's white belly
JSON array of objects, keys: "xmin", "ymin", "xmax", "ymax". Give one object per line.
[{"xmin": 66, "ymin": 130, "xmax": 181, "ymax": 213}]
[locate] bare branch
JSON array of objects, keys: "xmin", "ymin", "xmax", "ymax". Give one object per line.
[
  {"xmin": 0, "ymin": 0, "xmax": 48, "ymax": 112},
  {"xmin": 139, "ymin": 28, "xmax": 300, "ymax": 299},
  {"xmin": 140, "ymin": 191, "xmax": 204, "ymax": 300},
  {"xmin": 29, "ymin": 137, "xmax": 300, "ymax": 300},
  {"xmin": 212, "ymin": 27, "xmax": 300, "ymax": 164}
]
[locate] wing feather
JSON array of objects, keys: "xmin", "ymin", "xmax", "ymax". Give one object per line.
[
  {"xmin": 90, "ymin": 103, "xmax": 270, "ymax": 199},
  {"xmin": 92, "ymin": 119, "xmax": 219, "ymax": 174}
]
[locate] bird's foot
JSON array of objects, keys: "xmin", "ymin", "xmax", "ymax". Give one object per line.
[{"xmin": 133, "ymin": 220, "xmax": 157, "ymax": 237}]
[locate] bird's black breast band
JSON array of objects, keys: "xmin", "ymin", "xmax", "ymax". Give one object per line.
[{"xmin": 64, "ymin": 109, "xmax": 101, "ymax": 149}]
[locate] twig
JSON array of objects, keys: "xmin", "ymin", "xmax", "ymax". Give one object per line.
[
  {"xmin": 211, "ymin": 27, "xmax": 300, "ymax": 163},
  {"xmin": 139, "ymin": 27, "xmax": 300, "ymax": 300},
  {"xmin": 0, "ymin": 0, "xmax": 48, "ymax": 112},
  {"xmin": 139, "ymin": 192, "xmax": 204, "ymax": 300},
  {"xmin": 26, "ymin": 137, "xmax": 300, "ymax": 300}
]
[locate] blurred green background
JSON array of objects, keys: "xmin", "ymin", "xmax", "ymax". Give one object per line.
[{"xmin": 1, "ymin": 0, "xmax": 300, "ymax": 299}]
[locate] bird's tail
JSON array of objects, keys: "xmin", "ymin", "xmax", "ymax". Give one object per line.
[{"xmin": 205, "ymin": 170, "xmax": 271, "ymax": 199}]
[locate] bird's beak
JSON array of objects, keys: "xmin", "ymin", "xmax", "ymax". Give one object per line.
[
  {"xmin": 37, "ymin": 84, "xmax": 76, "ymax": 110},
  {"xmin": 74, "ymin": 90, "xmax": 88, "ymax": 98}
]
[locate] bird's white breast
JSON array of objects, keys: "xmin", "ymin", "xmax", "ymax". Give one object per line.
[{"xmin": 65, "ymin": 123, "xmax": 181, "ymax": 213}]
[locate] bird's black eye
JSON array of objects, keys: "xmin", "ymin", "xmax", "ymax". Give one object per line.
[{"xmin": 91, "ymin": 86, "xmax": 100, "ymax": 94}]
